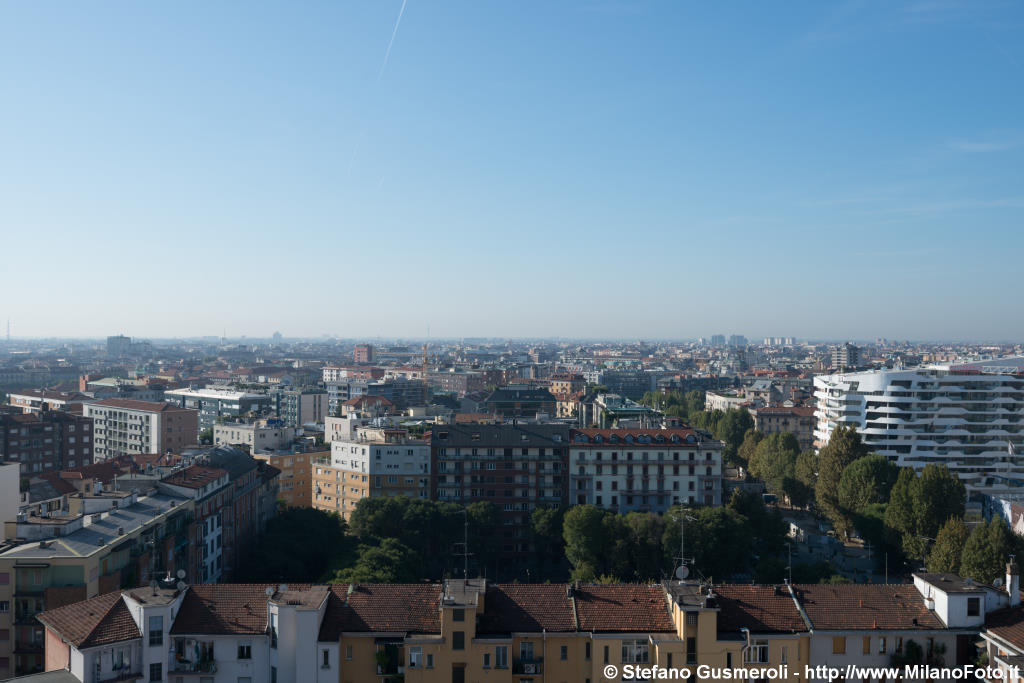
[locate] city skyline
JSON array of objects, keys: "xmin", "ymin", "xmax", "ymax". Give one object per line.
[{"xmin": 2, "ymin": 1, "xmax": 1023, "ymax": 339}]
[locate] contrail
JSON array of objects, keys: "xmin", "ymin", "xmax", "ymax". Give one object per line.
[{"xmin": 377, "ymin": 0, "xmax": 408, "ymax": 82}]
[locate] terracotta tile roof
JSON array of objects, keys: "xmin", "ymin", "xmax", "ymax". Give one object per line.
[
  {"xmin": 793, "ymin": 584, "xmax": 945, "ymax": 630},
  {"xmin": 478, "ymin": 584, "xmax": 576, "ymax": 634},
  {"xmin": 161, "ymin": 465, "xmax": 228, "ymax": 489},
  {"xmin": 342, "ymin": 395, "xmax": 393, "ymax": 407},
  {"xmin": 575, "ymin": 585, "xmax": 675, "ymax": 633},
  {"xmin": 318, "ymin": 584, "xmax": 441, "ymax": 640},
  {"xmin": 37, "ymin": 592, "xmax": 141, "ymax": 648},
  {"xmin": 985, "ymin": 607, "xmax": 1024, "ymax": 650},
  {"xmin": 171, "ymin": 584, "xmax": 290, "ymax": 635},
  {"xmin": 713, "ymin": 585, "xmax": 807, "ymax": 633}
]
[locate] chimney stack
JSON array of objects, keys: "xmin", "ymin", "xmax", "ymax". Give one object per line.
[{"xmin": 1007, "ymin": 557, "xmax": 1020, "ymax": 607}]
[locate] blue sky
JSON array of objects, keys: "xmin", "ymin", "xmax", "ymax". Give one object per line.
[{"xmin": 2, "ymin": 1, "xmax": 1022, "ymax": 341}]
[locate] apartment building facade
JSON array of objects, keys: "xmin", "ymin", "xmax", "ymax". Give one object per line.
[
  {"xmin": 813, "ymin": 358, "xmax": 1024, "ymax": 491},
  {"xmin": 163, "ymin": 388, "xmax": 272, "ymax": 432},
  {"xmin": 751, "ymin": 406, "xmax": 816, "ymax": 452},
  {"xmin": 82, "ymin": 400, "xmax": 197, "ymax": 461},
  {"xmin": 431, "ymin": 424, "xmax": 569, "ymax": 566},
  {"xmin": 332, "ymin": 428, "xmax": 430, "ymax": 500},
  {"xmin": 569, "ymin": 428, "xmax": 724, "ymax": 512},
  {"xmin": 253, "ymin": 451, "xmax": 323, "ymax": 508},
  {"xmin": 213, "ymin": 419, "xmax": 295, "ymax": 452},
  {"xmin": 311, "ymin": 452, "xmax": 369, "ymax": 520},
  {"xmin": 0, "ymin": 410, "xmax": 94, "ymax": 475}
]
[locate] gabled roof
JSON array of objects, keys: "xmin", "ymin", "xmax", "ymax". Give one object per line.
[
  {"xmin": 575, "ymin": 585, "xmax": 675, "ymax": 633},
  {"xmin": 172, "ymin": 585, "xmax": 289, "ymax": 635},
  {"xmin": 36, "ymin": 592, "xmax": 141, "ymax": 648},
  {"xmin": 713, "ymin": 585, "xmax": 807, "ymax": 634},
  {"xmin": 477, "ymin": 584, "xmax": 576, "ymax": 634},
  {"xmin": 318, "ymin": 584, "xmax": 441, "ymax": 640},
  {"xmin": 794, "ymin": 584, "xmax": 945, "ymax": 630},
  {"xmin": 985, "ymin": 606, "xmax": 1024, "ymax": 650}
]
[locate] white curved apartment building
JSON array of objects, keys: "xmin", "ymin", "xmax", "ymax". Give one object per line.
[{"xmin": 814, "ymin": 357, "xmax": 1024, "ymax": 491}]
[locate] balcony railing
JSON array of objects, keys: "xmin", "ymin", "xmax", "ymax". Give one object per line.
[
  {"xmin": 512, "ymin": 657, "xmax": 544, "ymax": 674},
  {"xmin": 169, "ymin": 660, "xmax": 216, "ymax": 674}
]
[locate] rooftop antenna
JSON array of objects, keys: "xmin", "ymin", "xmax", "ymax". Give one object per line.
[
  {"xmin": 454, "ymin": 508, "xmax": 473, "ymax": 586},
  {"xmin": 674, "ymin": 508, "xmax": 696, "ymax": 582}
]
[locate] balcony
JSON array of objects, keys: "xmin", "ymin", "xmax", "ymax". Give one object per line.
[
  {"xmin": 513, "ymin": 657, "xmax": 544, "ymax": 675},
  {"xmin": 169, "ymin": 660, "xmax": 216, "ymax": 675}
]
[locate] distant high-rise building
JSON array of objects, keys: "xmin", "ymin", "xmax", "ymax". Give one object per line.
[
  {"xmin": 106, "ymin": 334, "xmax": 131, "ymax": 357},
  {"xmin": 710, "ymin": 334, "xmax": 726, "ymax": 346},
  {"xmin": 830, "ymin": 342, "xmax": 861, "ymax": 369},
  {"xmin": 728, "ymin": 334, "xmax": 747, "ymax": 347}
]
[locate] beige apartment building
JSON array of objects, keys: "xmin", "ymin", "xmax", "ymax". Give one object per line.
[{"xmin": 253, "ymin": 450, "xmax": 324, "ymax": 508}]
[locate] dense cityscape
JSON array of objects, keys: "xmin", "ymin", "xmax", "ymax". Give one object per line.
[{"xmin": 1, "ymin": 336, "xmax": 1024, "ymax": 682}]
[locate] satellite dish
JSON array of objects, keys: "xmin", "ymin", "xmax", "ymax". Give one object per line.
[
  {"xmin": 265, "ymin": 587, "xmax": 274, "ymax": 597},
  {"xmin": 177, "ymin": 569, "xmax": 186, "ymax": 579},
  {"xmin": 176, "ymin": 581, "xmax": 186, "ymax": 591},
  {"xmin": 149, "ymin": 579, "xmax": 159, "ymax": 589},
  {"xmin": 279, "ymin": 584, "xmax": 289, "ymax": 592},
  {"xmin": 995, "ymin": 578, "xmax": 1004, "ymax": 588},
  {"xmin": 675, "ymin": 565, "xmax": 689, "ymax": 580}
]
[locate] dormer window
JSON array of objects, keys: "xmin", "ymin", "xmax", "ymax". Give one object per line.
[{"xmin": 967, "ymin": 597, "xmax": 980, "ymax": 616}]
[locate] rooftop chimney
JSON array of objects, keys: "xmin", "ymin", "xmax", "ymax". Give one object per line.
[{"xmin": 1008, "ymin": 557, "xmax": 1020, "ymax": 607}]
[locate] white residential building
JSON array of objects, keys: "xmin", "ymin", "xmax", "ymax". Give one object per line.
[
  {"xmin": 83, "ymin": 399, "xmax": 198, "ymax": 461},
  {"xmin": 569, "ymin": 428, "xmax": 724, "ymax": 512},
  {"xmin": 813, "ymin": 358, "xmax": 1024, "ymax": 491}
]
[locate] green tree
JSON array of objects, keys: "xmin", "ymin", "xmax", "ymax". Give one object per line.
[
  {"xmin": 715, "ymin": 409, "xmax": 755, "ymax": 463},
  {"xmin": 926, "ymin": 517, "xmax": 969, "ymax": 574},
  {"xmin": 816, "ymin": 426, "xmax": 869, "ymax": 534},
  {"xmin": 794, "ymin": 450, "xmax": 818, "ymax": 507},
  {"xmin": 332, "ymin": 539, "xmax": 420, "ymax": 583},
  {"xmin": 198, "ymin": 427, "xmax": 213, "ymax": 445},
  {"xmin": 563, "ymin": 505, "xmax": 609, "ymax": 582},
  {"xmin": 962, "ymin": 517, "xmax": 1016, "ymax": 585},
  {"xmin": 837, "ymin": 455, "xmax": 899, "ymax": 516},
  {"xmin": 884, "ymin": 468, "xmax": 918, "ymax": 542},
  {"xmin": 913, "ymin": 464, "xmax": 966, "ymax": 541},
  {"xmin": 530, "ymin": 506, "xmax": 567, "ymax": 581},
  {"xmin": 736, "ymin": 430, "xmax": 764, "ymax": 468},
  {"xmin": 239, "ymin": 508, "xmax": 353, "ymax": 582},
  {"xmin": 748, "ymin": 433, "xmax": 799, "ymax": 497}
]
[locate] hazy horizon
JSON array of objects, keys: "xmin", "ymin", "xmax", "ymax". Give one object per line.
[{"xmin": 2, "ymin": 1, "xmax": 1022, "ymax": 340}]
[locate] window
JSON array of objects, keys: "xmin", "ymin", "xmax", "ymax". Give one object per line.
[
  {"xmin": 237, "ymin": 644, "xmax": 251, "ymax": 660},
  {"xmin": 727, "ymin": 652, "xmax": 733, "ymax": 668},
  {"xmin": 270, "ymin": 613, "xmax": 278, "ymax": 648},
  {"xmin": 520, "ymin": 641, "xmax": 535, "ymax": 660},
  {"xmin": 968, "ymin": 597, "xmax": 981, "ymax": 616},
  {"xmin": 453, "ymin": 608, "xmax": 465, "ymax": 622},
  {"xmin": 345, "ymin": 645, "xmax": 353, "ymax": 660},
  {"xmin": 878, "ymin": 637, "xmax": 887, "ymax": 654},
  {"xmin": 833, "ymin": 637, "xmax": 846, "ymax": 654},
  {"xmin": 746, "ymin": 640, "xmax": 768, "ymax": 664},
  {"xmin": 0, "ymin": 602, "xmax": 8, "ymax": 614},
  {"xmin": 408, "ymin": 646, "xmax": 422, "ymax": 668},
  {"xmin": 622, "ymin": 639, "xmax": 649, "ymax": 663},
  {"xmin": 585, "ymin": 642, "xmax": 591, "ymax": 660},
  {"xmin": 686, "ymin": 637, "xmax": 696, "ymax": 665},
  {"xmin": 604, "ymin": 646, "xmax": 609, "ymax": 664},
  {"xmin": 686, "ymin": 611, "xmax": 698, "ymax": 626},
  {"xmin": 270, "ymin": 667, "xmax": 276, "ymax": 683},
  {"xmin": 321, "ymin": 649, "xmax": 330, "ymax": 668},
  {"xmin": 149, "ymin": 616, "xmax": 163, "ymax": 646},
  {"xmin": 561, "ymin": 645, "xmax": 568, "ymax": 661},
  {"xmin": 453, "ymin": 631, "xmax": 465, "ymax": 650},
  {"xmin": 426, "ymin": 653, "xmax": 434, "ymax": 668},
  {"xmin": 863, "ymin": 637, "xmax": 871, "ymax": 655},
  {"xmin": 781, "ymin": 646, "xmax": 788, "ymax": 664},
  {"xmin": 495, "ymin": 645, "xmax": 508, "ymax": 668},
  {"xmin": 483, "ymin": 652, "xmax": 491, "ymax": 668},
  {"xmin": 149, "ymin": 663, "xmax": 162, "ymax": 682}
]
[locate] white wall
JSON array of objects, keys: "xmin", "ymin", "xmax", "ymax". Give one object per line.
[{"xmin": 0, "ymin": 464, "xmax": 20, "ymax": 525}]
